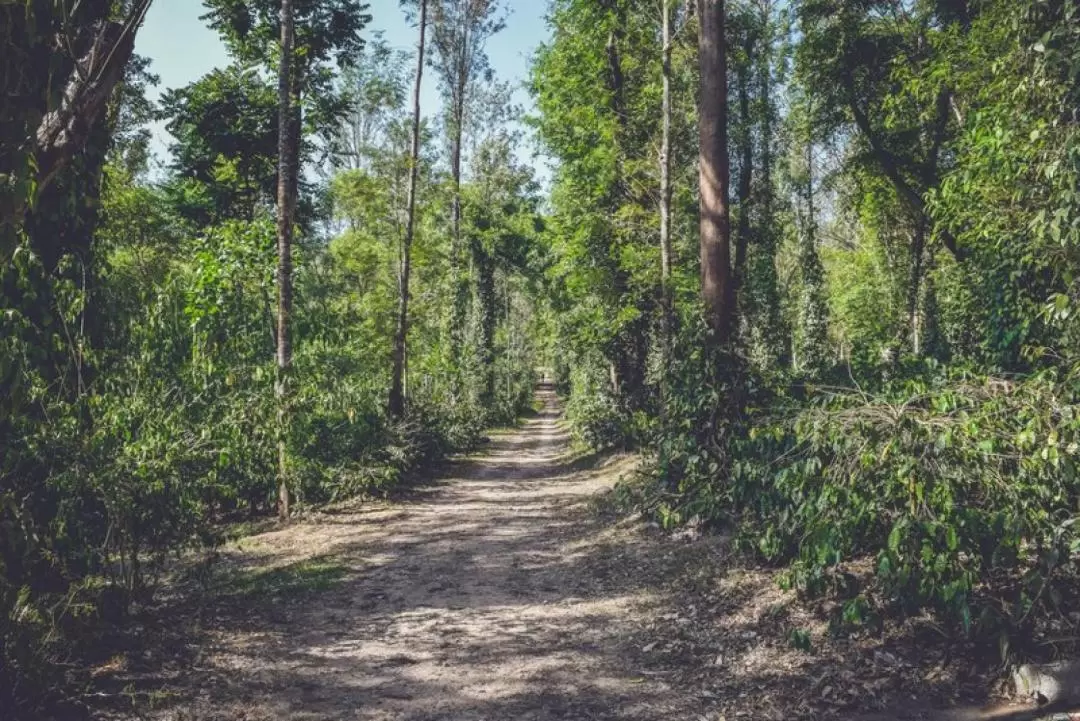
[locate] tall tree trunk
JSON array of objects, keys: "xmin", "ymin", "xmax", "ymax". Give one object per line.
[
  {"xmin": 907, "ymin": 220, "xmax": 926, "ymax": 356},
  {"xmin": 659, "ymin": 0, "xmax": 674, "ymax": 358},
  {"xmin": 390, "ymin": 0, "xmax": 428, "ymax": 419},
  {"xmin": 757, "ymin": 5, "xmax": 774, "ymax": 232},
  {"xmin": 275, "ymin": 0, "xmax": 297, "ymax": 521},
  {"xmin": 473, "ymin": 240, "xmax": 496, "ymax": 404},
  {"xmin": 505, "ymin": 277, "xmax": 512, "ymax": 401},
  {"xmin": 450, "ymin": 100, "xmax": 463, "ymax": 260},
  {"xmin": 797, "ymin": 132, "xmax": 829, "ymax": 375},
  {"xmin": 805, "ymin": 138, "xmax": 816, "ymax": 259},
  {"xmin": 749, "ymin": 1, "xmax": 786, "ymax": 367},
  {"xmin": 448, "ymin": 24, "xmax": 470, "ymax": 357},
  {"xmin": 601, "ymin": 0, "xmax": 645, "ymax": 409},
  {"xmin": 733, "ymin": 43, "xmax": 753, "ymax": 287},
  {"xmin": 698, "ymin": 0, "xmax": 734, "ymax": 343}
]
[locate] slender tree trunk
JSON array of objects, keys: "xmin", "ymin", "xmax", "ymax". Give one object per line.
[
  {"xmin": 474, "ymin": 241, "xmax": 496, "ymax": 404},
  {"xmin": 907, "ymin": 220, "xmax": 926, "ymax": 356},
  {"xmin": 505, "ymin": 277, "xmax": 512, "ymax": 402},
  {"xmin": 452, "ymin": 19, "xmax": 469, "ymax": 257},
  {"xmin": 275, "ymin": 0, "xmax": 297, "ymax": 521},
  {"xmin": 757, "ymin": 7, "xmax": 774, "ymax": 231},
  {"xmin": 450, "ymin": 102, "xmax": 463, "ymax": 258},
  {"xmin": 805, "ymin": 138, "xmax": 816, "ymax": 250},
  {"xmin": 602, "ymin": 1, "xmax": 645, "ymax": 408},
  {"xmin": 698, "ymin": 0, "xmax": 734, "ymax": 343},
  {"xmin": 733, "ymin": 46, "xmax": 753, "ymax": 286},
  {"xmin": 448, "ymin": 25, "xmax": 469, "ymax": 356},
  {"xmin": 797, "ymin": 130, "xmax": 830, "ymax": 375},
  {"xmin": 447, "ymin": 103, "xmax": 467, "ymax": 359},
  {"xmin": 752, "ymin": 2, "xmax": 786, "ymax": 367},
  {"xmin": 390, "ymin": 0, "xmax": 428, "ymax": 418},
  {"xmin": 659, "ymin": 0, "xmax": 674, "ymax": 356}
]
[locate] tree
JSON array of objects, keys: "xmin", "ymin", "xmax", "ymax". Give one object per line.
[
  {"xmin": 791, "ymin": 103, "xmax": 830, "ymax": 375},
  {"xmin": 330, "ymin": 37, "xmax": 410, "ymax": 172},
  {"xmin": 1, "ymin": 0, "xmax": 154, "ymax": 228},
  {"xmin": 698, "ymin": 0, "xmax": 734, "ymax": 344},
  {"xmin": 532, "ymin": 0, "xmax": 689, "ymax": 420},
  {"xmin": 463, "ymin": 133, "xmax": 539, "ymax": 408},
  {"xmin": 658, "ymin": 0, "xmax": 675, "ymax": 366},
  {"xmin": 741, "ymin": 0, "xmax": 785, "ymax": 368},
  {"xmin": 276, "ymin": 0, "xmax": 297, "ymax": 520},
  {"xmin": 202, "ymin": 0, "xmax": 370, "ymax": 71},
  {"xmin": 797, "ymin": 0, "xmax": 960, "ymax": 356},
  {"xmin": 201, "ymin": 0, "xmax": 371, "ymax": 221},
  {"xmin": 161, "ymin": 66, "xmax": 279, "ymax": 224},
  {"xmin": 389, "ymin": 0, "xmax": 429, "ymax": 418},
  {"xmin": 427, "ymin": 0, "xmax": 505, "ymax": 348},
  {"xmin": 199, "ymin": 0, "xmax": 369, "ymax": 520}
]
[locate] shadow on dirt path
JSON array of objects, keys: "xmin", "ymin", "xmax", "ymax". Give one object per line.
[
  {"xmin": 93, "ymin": 385, "xmax": 1066, "ymax": 721},
  {"xmin": 99, "ymin": 385, "xmax": 697, "ymax": 720}
]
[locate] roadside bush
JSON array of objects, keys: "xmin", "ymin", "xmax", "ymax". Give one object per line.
[
  {"xmin": 566, "ymin": 390, "xmax": 629, "ymax": 450},
  {"xmin": 0, "ymin": 216, "xmax": 486, "ymax": 715},
  {"xmin": 562, "ymin": 359, "xmax": 634, "ymax": 450},
  {"xmin": 643, "ymin": 363, "xmax": 1080, "ymax": 643}
]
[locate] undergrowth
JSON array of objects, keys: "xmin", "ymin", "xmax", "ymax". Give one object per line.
[{"xmin": 618, "ymin": 358, "xmax": 1080, "ymax": 658}]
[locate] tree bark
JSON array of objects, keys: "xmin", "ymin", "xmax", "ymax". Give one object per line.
[
  {"xmin": 698, "ymin": 0, "xmax": 734, "ymax": 343},
  {"xmin": 276, "ymin": 0, "xmax": 297, "ymax": 521},
  {"xmin": 451, "ymin": 88, "xmax": 464, "ymax": 260},
  {"xmin": 652, "ymin": 0, "xmax": 669, "ymax": 323},
  {"xmin": 907, "ymin": 220, "xmax": 926, "ymax": 356},
  {"xmin": 473, "ymin": 240, "xmax": 497, "ymax": 404},
  {"xmin": 733, "ymin": 45, "xmax": 753, "ymax": 286},
  {"xmin": 390, "ymin": 0, "xmax": 428, "ymax": 419},
  {"xmin": 757, "ymin": 3, "xmax": 774, "ymax": 232},
  {"xmin": 659, "ymin": 0, "xmax": 674, "ymax": 350},
  {"xmin": 600, "ymin": 1, "xmax": 646, "ymax": 409},
  {"xmin": 5, "ymin": 0, "xmax": 153, "ymax": 229},
  {"xmin": 448, "ymin": 20, "xmax": 469, "ymax": 355}
]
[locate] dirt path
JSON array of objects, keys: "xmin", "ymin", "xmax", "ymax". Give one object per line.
[
  {"xmin": 132, "ymin": 385, "xmax": 706, "ymax": 720},
  {"xmin": 104, "ymin": 386, "xmax": 1057, "ymax": 721}
]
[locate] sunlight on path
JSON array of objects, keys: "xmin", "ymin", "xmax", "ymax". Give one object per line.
[
  {"xmin": 102, "ymin": 387, "xmax": 1066, "ymax": 721},
  {"xmin": 161, "ymin": 385, "xmax": 695, "ymax": 721}
]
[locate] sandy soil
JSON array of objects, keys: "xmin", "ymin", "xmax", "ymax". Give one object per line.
[{"xmin": 95, "ymin": 386, "xmax": 1067, "ymax": 721}]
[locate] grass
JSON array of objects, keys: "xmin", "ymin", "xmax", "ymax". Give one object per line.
[{"xmin": 218, "ymin": 556, "xmax": 349, "ymax": 601}]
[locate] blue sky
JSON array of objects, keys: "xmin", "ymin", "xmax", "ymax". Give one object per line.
[{"xmin": 134, "ymin": 0, "xmax": 552, "ymax": 179}]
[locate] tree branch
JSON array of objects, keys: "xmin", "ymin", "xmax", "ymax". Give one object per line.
[
  {"xmin": 844, "ymin": 75, "xmax": 964, "ymax": 261},
  {"xmin": 32, "ymin": 0, "xmax": 153, "ymax": 200}
]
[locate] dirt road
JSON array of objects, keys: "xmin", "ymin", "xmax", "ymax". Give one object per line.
[
  {"xmin": 106, "ymin": 386, "xmax": 1052, "ymax": 721},
  {"xmin": 136, "ymin": 385, "xmax": 713, "ymax": 720}
]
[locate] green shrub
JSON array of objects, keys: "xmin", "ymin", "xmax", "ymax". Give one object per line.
[{"xmin": 645, "ymin": 363, "xmax": 1080, "ymax": 641}]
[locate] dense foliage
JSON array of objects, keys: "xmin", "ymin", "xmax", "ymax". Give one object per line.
[
  {"xmin": 0, "ymin": 1, "xmax": 541, "ymax": 715},
  {"xmin": 5, "ymin": 0, "xmax": 1080, "ymax": 713},
  {"xmin": 533, "ymin": 0, "xmax": 1080, "ymax": 657}
]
